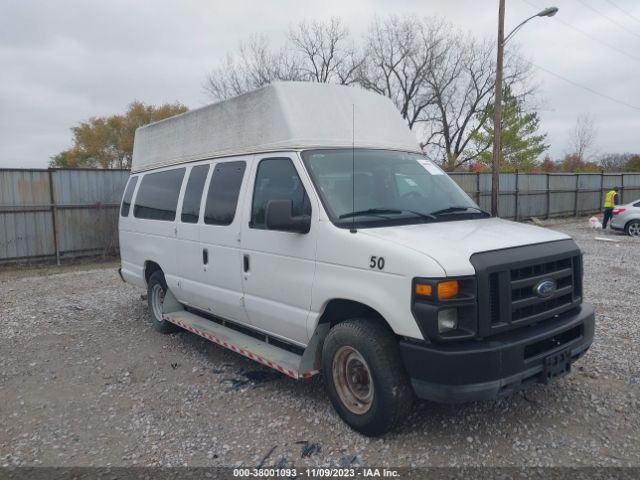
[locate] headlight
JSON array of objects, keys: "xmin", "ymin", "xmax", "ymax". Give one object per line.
[
  {"xmin": 438, "ymin": 308, "xmax": 458, "ymax": 333},
  {"xmin": 412, "ymin": 276, "xmax": 477, "ymax": 342}
]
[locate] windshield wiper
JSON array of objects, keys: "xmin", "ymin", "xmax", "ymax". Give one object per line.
[
  {"xmin": 429, "ymin": 205, "xmax": 490, "ymax": 217},
  {"xmin": 339, "ymin": 208, "xmax": 436, "ymax": 221}
]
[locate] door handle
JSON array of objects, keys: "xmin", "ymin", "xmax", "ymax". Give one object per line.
[
  {"xmin": 202, "ymin": 248, "xmax": 208, "ymax": 265},
  {"xmin": 243, "ymin": 254, "xmax": 250, "ymax": 272}
]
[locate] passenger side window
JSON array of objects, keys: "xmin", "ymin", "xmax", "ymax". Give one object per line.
[
  {"xmin": 204, "ymin": 161, "xmax": 246, "ymax": 226},
  {"xmin": 251, "ymin": 158, "xmax": 311, "ymax": 229},
  {"xmin": 181, "ymin": 165, "xmax": 210, "ymax": 223},
  {"xmin": 134, "ymin": 168, "xmax": 185, "ymax": 221},
  {"xmin": 120, "ymin": 176, "xmax": 138, "ymax": 217}
]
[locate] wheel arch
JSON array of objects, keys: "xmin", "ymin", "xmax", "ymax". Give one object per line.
[
  {"xmin": 317, "ymin": 298, "xmax": 391, "ymax": 330},
  {"xmin": 143, "ymin": 260, "xmax": 163, "ymax": 286},
  {"xmin": 300, "ymin": 298, "xmax": 396, "ymax": 374},
  {"xmin": 625, "ymin": 217, "xmax": 640, "ymax": 229}
]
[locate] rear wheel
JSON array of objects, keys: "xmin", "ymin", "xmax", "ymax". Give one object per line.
[
  {"xmin": 322, "ymin": 318, "xmax": 413, "ymax": 436},
  {"xmin": 625, "ymin": 220, "xmax": 640, "ymax": 237},
  {"xmin": 147, "ymin": 271, "xmax": 180, "ymax": 334}
]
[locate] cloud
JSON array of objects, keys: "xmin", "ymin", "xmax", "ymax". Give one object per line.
[{"xmin": 0, "ymin": 0, "xmax": 638, "ymax": 168}]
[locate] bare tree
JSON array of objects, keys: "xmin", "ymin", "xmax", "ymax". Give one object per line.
[
  {"xmin": 599, "ymin": 152, "xmax": 634, "ymax": 172},
  {"xmin": 568, "ymin": 113, "xmax": 598, "ymax": 161},
  {"xmin": 421, "ymin": 36, "xmax": 533, "ymax": 170},
  {"xmin": 289, "ymin": 17, "xmax": 363, "ymax": 84},
  {"xmin": 204, "ymin": 35, "xmax": 303, "ymax": 101},
  {"xmin": 359, "ymin": 16, "xmax": 446, "ymax": 129},
  {"xmin": 204, "ymin": 16, "xmax": 535, "ymax": 171},
  {"xmin": 206, "ymin": 19, "xmax": 362, "ymax": 101}
]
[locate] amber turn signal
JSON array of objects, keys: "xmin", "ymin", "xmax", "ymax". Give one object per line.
[
  {"xmin": 437, "ymin": 280, "xmax": 459, "ymax": 300},
  {"xmin": 415, "ymin": 283, "xmax": 432, "ymax": 297}
]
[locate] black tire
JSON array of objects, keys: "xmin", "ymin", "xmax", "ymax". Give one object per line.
[
  {"xmin": 625, "ymin": 220, "xmax": 640, "ymax": 237},
  {"xmin": 147, "ymin": 271, "xmax": 180, "ymax": 334},
  {"xmin": 322, "ymin": 318, "xmax": 413, "ymax": 436}
]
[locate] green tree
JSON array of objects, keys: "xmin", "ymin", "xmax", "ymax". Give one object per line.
[
  {"xmin": 473, "ymin": 86, "xmax": 548, "ymax": 172},
  {"xmin": 50, "ymin": 101, "xmax": 188, "ymax": 169},
  {"xmin": 557, "ymin": 154, "xmax": 600, "ymax": 173},
  {"xmin": 625, "ymin": 155, "xmax": 640, "ymax": 172}
]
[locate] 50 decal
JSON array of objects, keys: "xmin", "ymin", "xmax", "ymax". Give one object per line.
[{"xmin": 369, "ymin": 256, "xmax": 385, "ymax": 270}]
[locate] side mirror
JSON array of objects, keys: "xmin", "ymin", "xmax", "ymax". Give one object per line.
[{"xmin": 265, "ymin": 199, "xmax": 311, "ymax": 234}]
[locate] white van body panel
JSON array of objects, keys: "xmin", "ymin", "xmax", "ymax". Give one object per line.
[
  {"xmin": 188, "ymin": 157, "xmax": 252, "ymax": 323},
  {"xmin": 309, "ymin": 220, "xmax": 446, "ymax": 340},
  {"xmin": 119, "ymin": 166, "xmax": 185, "ymax": 289},
  {"xmin": 239, "ymin": 152, "xmax": 320, "ymax": 346},
  {"xmin": 360, "ymin": 218, "xmax": 570, "ymax": 277}
]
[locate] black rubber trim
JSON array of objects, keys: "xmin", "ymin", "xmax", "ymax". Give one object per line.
[
  {"xmin": 399, "ymin": 303, "xmax": 595, "ymax": 402},
  {"xmin": 470, "ymin": 239, "xmax": 582, "ymax": 337}
]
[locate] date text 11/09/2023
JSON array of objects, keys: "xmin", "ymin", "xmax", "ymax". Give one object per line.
[{"xmin": 232, "ymin": 468, "xmax": 401, "ymax": 478}]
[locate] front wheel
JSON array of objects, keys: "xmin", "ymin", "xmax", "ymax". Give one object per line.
[
  {"xmin": 625, "ymin": 220, "xmax": 640, "ymax": 237},
  {"xmin": 322, "ymin": 319, "xmax": 413, "ymax": 436},
  {"xmin": 147, "ymin": 271, "xmax": 181, "ymax": 334}
]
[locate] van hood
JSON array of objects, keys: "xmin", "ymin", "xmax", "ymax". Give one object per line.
[{"xmin": 359, "ymin": 217, "xmax": 570, "ymax": 276}]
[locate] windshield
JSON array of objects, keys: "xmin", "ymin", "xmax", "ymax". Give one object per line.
[{"xmin": 301, "ymin": 149, "xmax": 483, "ymax": 228}]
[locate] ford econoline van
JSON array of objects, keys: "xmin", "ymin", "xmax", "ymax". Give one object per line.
[{"xmin": 118, "ymin": 82, "xmax": 594, "ymax": 436}]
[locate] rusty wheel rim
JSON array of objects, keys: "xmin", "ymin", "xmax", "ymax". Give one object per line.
[{"xmin": 332, "ymin": 346, "xmax": 374, "ymax": 415}]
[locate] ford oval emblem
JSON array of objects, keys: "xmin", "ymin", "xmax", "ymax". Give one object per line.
[{"xmin": 534, "ymin": 279, "xmax": 557, "ymax": 298}]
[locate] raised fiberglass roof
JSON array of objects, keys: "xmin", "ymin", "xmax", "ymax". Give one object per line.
[{"xmin": 131, "ymin": 81, "xmax": 421, "ymax": 173}]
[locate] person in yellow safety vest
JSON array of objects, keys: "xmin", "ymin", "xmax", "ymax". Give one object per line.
[{"xmin": 602, "ymin": 186, "xmax": 620, "ymax": 229}]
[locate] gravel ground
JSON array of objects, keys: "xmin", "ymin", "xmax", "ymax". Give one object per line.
[{"xmin": 0, "ymin": 218, "xmax": 638, "ymax": 468}]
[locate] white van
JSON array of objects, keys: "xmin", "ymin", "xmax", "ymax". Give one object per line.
[{"xmin": 119, "ymin": 82, "xmax": 594, "ymax": 436}]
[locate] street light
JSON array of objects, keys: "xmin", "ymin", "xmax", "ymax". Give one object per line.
[{"xmin": 490, "ymin": 3, "xmax": 558, "ymax": 217}]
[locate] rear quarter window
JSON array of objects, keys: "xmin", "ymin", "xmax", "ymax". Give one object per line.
[
  {"xmin": 134, "ymin": 168, "xmax": 185, "ymax": 221},
  {"xmin": 181, "ymin": 165, "xmax": 210, "ymax": 223},
  {"xmin": 120, "ymin": 176, "xmax": 138, "ymax": 217}
]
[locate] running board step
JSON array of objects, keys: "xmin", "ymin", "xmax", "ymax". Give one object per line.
[{"xmin": 163, "ymin": 310, "xmax": 319, "ymax": 379}]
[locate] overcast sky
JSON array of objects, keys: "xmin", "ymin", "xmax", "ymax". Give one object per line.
[{"xmin": 1, "ymin": 0, "xmax": 639, "ymax": 169}]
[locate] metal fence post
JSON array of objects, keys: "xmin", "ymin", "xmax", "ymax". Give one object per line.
[
  {"xmin": 476, "ymin": 172, "xmax": 481, "ymax": 205},
  {"xmin": 48, "ymin": 169, "xmax": 61, "ymax": 265},
  {"xmin": 546, "ymin": 173, "xmax": 550, "ymax": 219},
  {"xmin": 574, "ymin": 174, "xmax": 579, "ymax": 217},
  {"xmin": 621, "ymin": 173, "xmax": 625, "ymax": 204},
  {"xmin": 599, "ymin": 170, "xmax": 604, "ymax": 213},
  {"xmin": 514, "ymin": 169, "xmax": 519, "ymax": 221}
]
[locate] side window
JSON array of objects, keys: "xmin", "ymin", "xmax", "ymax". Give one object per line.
[
  {"xmin": 134, "ymin": 168, "xmax": 185, "ymax": 221},
  {"xmin": 251, "ymin": 158, "xmax": 311, "ymax": 229},
  {"xmin": 181, "ymin": 164, "xmax": 210, "ymax": 223},
  {"xmin": 204, "ymin": 161, "xmax": 246, "ymax": 226},
  {"xmin": 120, "ymin": 176, "xmax": 138, "ymax": 217}
]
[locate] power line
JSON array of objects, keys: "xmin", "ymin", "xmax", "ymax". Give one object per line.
[
  {"xmin": 604, "ymin": 0, "xmax": 640, "ymax": 25},
  {"xmin": 527, "ymin": 60, "xmax": 640, "ymax": 111},
  {"xmin": 576, "ymin": 0, "xmax": 640, "ymax": 40},
  {"xmin": 521, "ymin": 0, "xmax": 640, "ymax": 63}
]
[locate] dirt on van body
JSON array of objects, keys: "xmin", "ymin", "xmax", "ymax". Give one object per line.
[{"xmin": 0, "ymin": 219, "xmax": 638, "ymax": 469}]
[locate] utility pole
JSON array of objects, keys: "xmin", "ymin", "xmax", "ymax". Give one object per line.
[
  {"xmin": 490, "ymin": 3, "xmax": 558, "ymax": 216},
  {"xmin": 491, "ymin": 0, "xmax": 505, "ymax": 217}
]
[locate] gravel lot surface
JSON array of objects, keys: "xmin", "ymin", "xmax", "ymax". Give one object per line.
[{"xmin": 1, "ymin": 219, "xmax": 638, "ymax": 468}]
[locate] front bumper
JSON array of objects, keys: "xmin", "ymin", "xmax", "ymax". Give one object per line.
[{"xmin": 400, "ymin": 303, "xmax": 595, "ymax": 403}]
